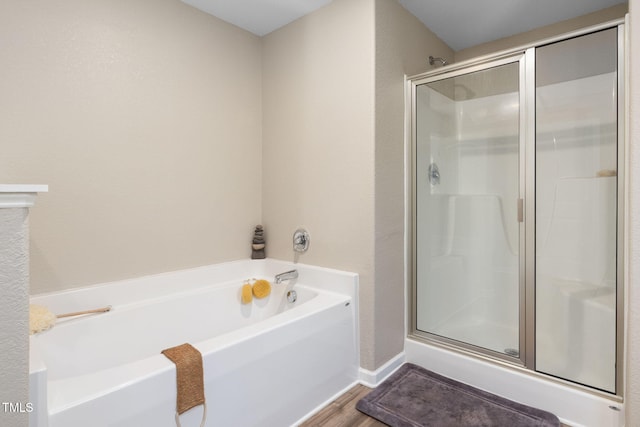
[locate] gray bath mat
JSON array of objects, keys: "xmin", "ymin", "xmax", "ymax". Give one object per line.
[{"xmin": 356, "ymin": 363, "xmax": 560, "ymax": 427}]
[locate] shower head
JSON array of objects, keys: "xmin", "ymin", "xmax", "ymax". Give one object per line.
[{"xmin": 429, "ymin": 55, "xmax": 448, "ymax": 66}]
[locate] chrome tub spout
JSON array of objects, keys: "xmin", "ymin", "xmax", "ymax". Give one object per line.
[{"xmin": 275, "ymin": 269, "xmax": 298, "ymax": 284}]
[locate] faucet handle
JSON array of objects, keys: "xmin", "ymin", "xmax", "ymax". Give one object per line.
[{"xmin": 293, "ymin": 228, "xmax": 310, "ymax": 253}]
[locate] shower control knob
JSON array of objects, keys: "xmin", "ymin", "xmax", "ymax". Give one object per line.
[
  {"xmin": 428, "ymin": 163, "xmax": 440, "ymax": 185},
  {"xmin": 293, "ymin": 228, "xmax": 310, "ymax": 253}
]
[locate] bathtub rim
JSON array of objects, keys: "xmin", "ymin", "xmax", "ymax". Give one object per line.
[{"xmin": 29, "ymin": 258, "xmax": 359, "ymax": 313}]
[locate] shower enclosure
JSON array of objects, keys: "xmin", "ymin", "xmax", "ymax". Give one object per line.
[{"xmin": 410, "ymin": 22, "xmax": 624, "ymax": 395}]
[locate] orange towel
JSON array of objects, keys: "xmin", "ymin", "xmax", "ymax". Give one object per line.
[{"xmin": 162, "ymin": 343, "xmax": 206, "ymax": 415}]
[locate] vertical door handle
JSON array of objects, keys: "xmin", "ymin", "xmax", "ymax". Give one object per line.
[{"xmin": 517, "ymin": 198, "xmax": 524, "ymax": 223}]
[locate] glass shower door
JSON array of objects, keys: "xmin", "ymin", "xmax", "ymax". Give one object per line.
[
  {"xmin": 414, "ymin": 59, "xmax": 523, "ymax": 357},
  {"xmin": 535, "ymin": 29, "xmax": 619, "ymax": 393}
]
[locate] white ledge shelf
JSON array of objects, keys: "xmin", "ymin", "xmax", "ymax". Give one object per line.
[{"xmin": 0, "ymin": 185, "xmax": 48, "ymax": 208}]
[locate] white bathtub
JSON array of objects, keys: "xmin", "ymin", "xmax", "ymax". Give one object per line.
[{"xmin": 29, "ymin": 259, "xmax": 359, "ymax": 427}]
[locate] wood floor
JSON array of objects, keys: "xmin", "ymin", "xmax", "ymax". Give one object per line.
[{"xmin": 299, "ymin": 384, "xmax": 385, "ymax": 427}]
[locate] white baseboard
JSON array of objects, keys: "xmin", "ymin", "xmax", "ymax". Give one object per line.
[{"xmin": 358, "ymin": 352, "xmax": 406, "ymax": 387}]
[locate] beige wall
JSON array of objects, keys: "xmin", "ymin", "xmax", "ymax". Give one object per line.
[
  {"xmin": 262, "ymin": 0, "xmax": 377, "ymax": 367},
  {"xmin": 455, "ymin": 3, "xmax": 628, "ymax": 62},
  {"xmin": 373, "ymin": 0, "xmax": 452, "ymax": 367},
  {"xmin": 0, "ymin": 0, "xmax": 262, "ymax": 293},
  {"xmin": 262, "ymin": 0, "xmax": 452, "ymax": 370},
  {"xmin": 3, "ymin": 0, "xmax": 450, "ymax": 373},
  {"xmin": 627, "ymin": 0, "xmax": 639, "ymax": 424}
]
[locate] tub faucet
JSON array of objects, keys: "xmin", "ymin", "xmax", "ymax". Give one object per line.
[{"xmin": 275, "ymin": 269, "xmax": 298, "ymax": 284}]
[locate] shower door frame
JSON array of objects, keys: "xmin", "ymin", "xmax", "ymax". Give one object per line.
[
  {"xmin": 408, "ymin": 18, "xmax": 626, "ymax": 398},
  {"xmin": 409, "ymin": 52, "xmax": 529, "ymax": 367}
]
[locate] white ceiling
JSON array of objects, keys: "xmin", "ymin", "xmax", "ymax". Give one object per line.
[
  {"xmin": 181, "ymin": 0, "xmax": 332, "ymax": 37},
  {"xmin": 181, "ymin": 0, "xmax": 627, "ymax": 51},
  {"xmin": 398, "ymin": 0, "xmax": 627, "ymax": 51}
]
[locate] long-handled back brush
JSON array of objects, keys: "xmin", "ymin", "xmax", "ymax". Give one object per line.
[{"xmin": 29, "ymin": 304, "xmax": 112, "ymax": 334}]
